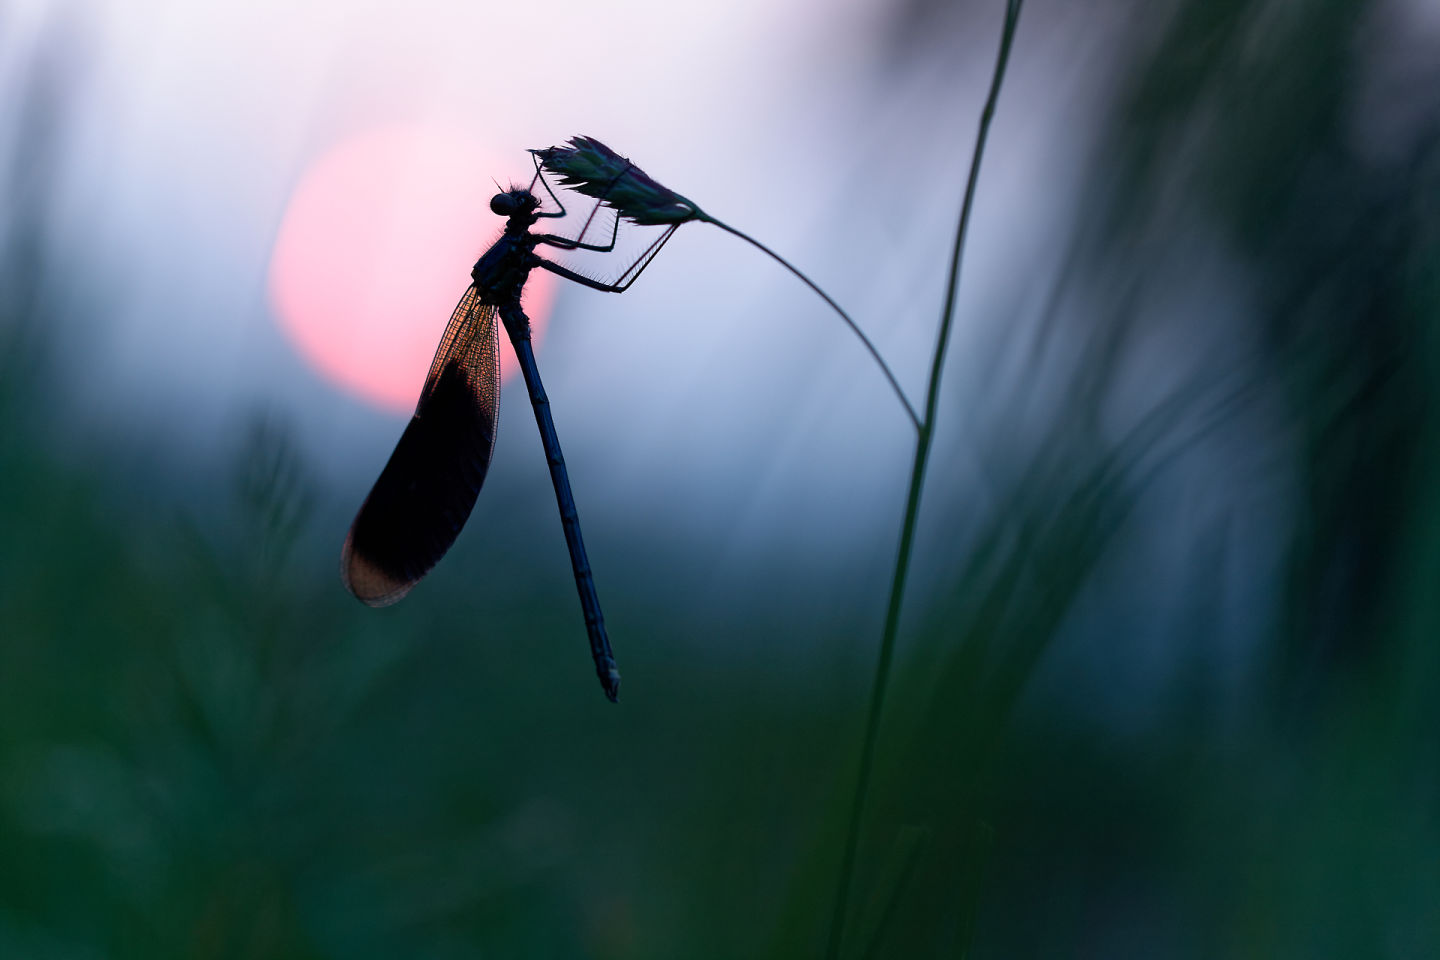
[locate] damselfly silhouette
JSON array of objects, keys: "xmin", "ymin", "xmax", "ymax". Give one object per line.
[{"xmin": 342, "ymin": 152, "xmax": 677, "ymax": 702}]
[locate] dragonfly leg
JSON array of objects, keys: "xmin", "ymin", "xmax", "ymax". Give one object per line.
[
  {"xmin": 536, "ymin": 201, "xmax": 620, "ymax": 253},
  {"xmin": 534, "ymin": 223, "xmax": 677, "ymax": 294},
  {"xmin": 534, "ymin": 158, "xmax": 634, "ymax": 251},
  {"xmin": 530, "ymin": 156, "xmax": 568, "ymax": 219}
]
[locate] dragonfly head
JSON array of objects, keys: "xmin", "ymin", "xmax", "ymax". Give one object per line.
[{"xmin": 490, "ymin": 188, "xmax": 540, "ymax": 219}]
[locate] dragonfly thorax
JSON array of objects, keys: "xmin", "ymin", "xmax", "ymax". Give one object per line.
[{"xmin": 470, "ymin": 231, "xmax": 535, "ymax": 303}]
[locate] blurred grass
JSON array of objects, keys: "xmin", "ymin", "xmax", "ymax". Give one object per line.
[{"xmin": 3, "ymin": 0, "xmax": 1440, "ymax": 956}]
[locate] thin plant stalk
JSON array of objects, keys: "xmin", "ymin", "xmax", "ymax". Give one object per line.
[
  {"xmin": 823, "ymin": 2, "xmax": 1026, "ymax": 957},
  {"xmin": 701, "ymin": 216, "xmax": 922, "ymax": 432},
  {"xmin": 533, "ymin": 137, "xmax": 921, "ymax": 431}
]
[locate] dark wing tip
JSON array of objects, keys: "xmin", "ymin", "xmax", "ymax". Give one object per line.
[{"xmin": 341, "ymin": 529, "xmax": 417, "ymax": 608}]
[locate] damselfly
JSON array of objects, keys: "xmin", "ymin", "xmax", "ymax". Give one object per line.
[{"xmin": 342, "ymin": 149, "xmax": 677, "ymax": 702}]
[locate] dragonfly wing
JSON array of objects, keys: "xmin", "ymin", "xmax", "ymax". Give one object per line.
[{"xmin": 343, "ymin": 286, "xmax": 501, "ymax": 606}]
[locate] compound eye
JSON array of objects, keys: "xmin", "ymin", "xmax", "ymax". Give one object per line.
[{"xmin": 490, "ymin": 193, "xmax": 516, "ymax": 215}]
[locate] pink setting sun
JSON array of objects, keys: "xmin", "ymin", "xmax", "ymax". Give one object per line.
[{"xmin": 269, "ymin": 123, "xmax": 554, "ymax": 413}]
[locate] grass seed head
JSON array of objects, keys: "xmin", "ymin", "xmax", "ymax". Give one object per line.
[{"xmin": 530, "ymin": 136, "xmax": 705, "ymax": 226}]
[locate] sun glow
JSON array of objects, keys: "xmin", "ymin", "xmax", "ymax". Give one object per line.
[{"xmin": 268, "ymin": 123, "xmax": 554, "ymax": 413}]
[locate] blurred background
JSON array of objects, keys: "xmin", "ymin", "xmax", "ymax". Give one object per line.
[{"xmin": 2, "ymin": 0, "xmax": 1439, "ymax": 955}]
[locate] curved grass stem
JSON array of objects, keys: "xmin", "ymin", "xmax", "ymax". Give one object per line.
[
  {"xmin": 703, "ymin": 216, "xmax": 922, "ymax": 433},
  {"xmin": 823, "ymin": 2, "xmax": 1026, "ymax": 957}
]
